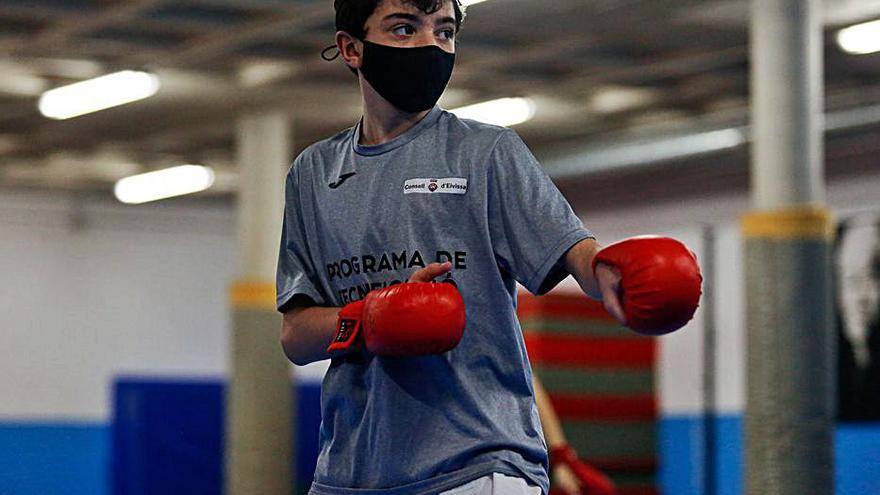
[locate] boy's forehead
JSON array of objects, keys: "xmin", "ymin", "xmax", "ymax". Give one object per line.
[{"xmin": 372, "ymin": 0, "xmax": 455, "ymax": 19}]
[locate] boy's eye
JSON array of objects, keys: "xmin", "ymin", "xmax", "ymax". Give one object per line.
[
  {"xmin": 440, "ymin": 29, "xmax": 455, "ymax": 40},
  {"xmin": 392, "ymin": 25, "xmax": 415, "ymax": 36}
]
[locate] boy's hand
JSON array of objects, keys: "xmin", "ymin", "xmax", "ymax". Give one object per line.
[
  {"xmin": 594, "ymin": 263, "xmax": 626, "ymax": 325},
  {"xmin": 408, "ymin": 261, "xmax": 453, "ymax": 282},
  {"xmin": 592, "ymin": 236, "xmax": 702, "ymax": 335}
]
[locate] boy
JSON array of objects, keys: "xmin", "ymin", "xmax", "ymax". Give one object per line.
[{"xmin": 277, "ymin": 1, "xmax": 699, "ymax": 493}]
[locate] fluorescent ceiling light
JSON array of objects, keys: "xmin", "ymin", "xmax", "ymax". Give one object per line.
[
  {"xmin": 461, "ymin": 0, "xmax": 489, "ymax": 5},
  {"xmin": 590, "ymin": 86, "xmax": 658, "ymax": 114},
  {"xmin": 450, "ymin": 97, "xmax": 535, "ymax": 127},
  {"xmin": 238, "ymin": 60, "xmax": 299, "ymax": 87},
  {"xmin": 38, "ymin": 70, "xmax": 160, "ymax": 120},
  {"xmin": 837, "ymin": 19, "xmax": 880, "ymax": 55},
  {"xmin": 114, "ymin": 165, "xmax": 214, "ymax": 204},
  {"xmin": 0, "ymin": 68, "xmax": 47, "ymax": 96}
]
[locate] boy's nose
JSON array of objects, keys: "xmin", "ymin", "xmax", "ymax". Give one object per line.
[{"xmin": 414, "ymin": 31, "xmax": 441, "ymax": 48}]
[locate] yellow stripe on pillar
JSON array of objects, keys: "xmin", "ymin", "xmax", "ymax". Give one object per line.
[
  {"xmin": 230, "ymin": 280, "xmax": 276, "ymax": 310},
  {"xmin": 741, "ymin": 206, "xmax": 835, "ymax": 240}
]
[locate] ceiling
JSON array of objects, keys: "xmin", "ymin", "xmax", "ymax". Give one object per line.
[{"xmin": 1, "ymin": 0, "xmax": 880, "ymax": 197}]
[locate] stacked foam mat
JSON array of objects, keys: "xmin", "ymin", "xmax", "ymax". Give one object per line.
[{"xmin": 519, "ymin": 292, "xmax": 658, "ymax": 495}]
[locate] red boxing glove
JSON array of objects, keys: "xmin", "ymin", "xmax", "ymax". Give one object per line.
[
  {"xmin": 592, "ymin": 236, "xmax": 702, "ymax": 335},
  {"xmin": 327, "ymin": 282, "xmax": 466, "ymax": 357},
  {"xmin": 549, "ymin": 444, "xmax": 617, "ymax": 495}
]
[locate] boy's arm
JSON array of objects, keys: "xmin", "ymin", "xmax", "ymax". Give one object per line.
[
  {"xmin": 281, "ymin": 297, "xmax": 339, "ymax": 366},
  {"xmin": 280, "ymin": 262, "xmax": 454, "ymax": 366},
  {"xmin": 563, "ymin": 238, "xmax": 626, "ymax": 324}
]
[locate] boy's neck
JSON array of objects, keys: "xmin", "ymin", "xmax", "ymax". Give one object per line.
[{"xmin": 358, "ymin": 78, "xmax": 432, "ymax": 146}]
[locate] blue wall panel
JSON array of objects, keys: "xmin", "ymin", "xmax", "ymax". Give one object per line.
[
  {"xmin": 836, "ymin": 423, "xmax": 880, "ymax": 495},
  {"xmin": 0, "ymin": 422, "xmax": 108, "ymax": 495},
  {"xmin": 659, "ymin": 415, "xmax": 706, "ymax": 495},
  {"xmin": 111, "ymin": 379, "xmax": 225, "ymax": 495},
  {"xmin": 660, "ymin": 414, "xmax": 880, "ymax": 495},
  {"xmin": 110, "ymin": 378, "xmax": 322, "ymax": 495},
  {"xmin": 714, "ymin": 416, "xmax": 743, "ymax": 495},
  {"xmin": 3, "ymin": 383, "xmax": 876, "ymax": 495},
  {"xmin": 295, "ymin": 383, "xmax": 322, "ymax": 489}
]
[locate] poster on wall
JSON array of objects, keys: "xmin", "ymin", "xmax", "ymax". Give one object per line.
[{"xmin": 836, "ymin": 212, "xmax": 880, "ymax": 421}]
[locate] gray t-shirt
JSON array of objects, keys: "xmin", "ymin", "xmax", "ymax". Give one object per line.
[{"xmin": 276, "ymin": 106, "xmax": 593, "ymax": 495}]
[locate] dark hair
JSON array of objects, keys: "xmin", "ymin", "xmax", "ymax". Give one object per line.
[{"xmin": 334, "ymin": 0, "xmax": 465, "ymax": 40}]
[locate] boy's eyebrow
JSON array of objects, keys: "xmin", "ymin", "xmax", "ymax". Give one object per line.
[
  {"xmin": 382, "ymin": 12, "xmax": 456, "ymax": 27},
  {"xmin": 383, "ymin": 12, "xmax": 424, "ymax": 24},
  {"xmin": 436, "ymin": 16, "xmax": 456, "ymax": 27}
]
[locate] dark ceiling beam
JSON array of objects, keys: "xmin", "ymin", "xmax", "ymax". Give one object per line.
[
  {"xmin": 0, "ymin": 0, "xmax": 170, "ymax": 56},
  {"xmin": 132, "ymin": 3, "xmax": 329, "ymax": 69},
  {"xmin": 0, "ymin": 5, "xmax": 69, "ymax": 21},
  {"xmin": 16, "ymin": 40, "xmax": 170, "ymax": 68},
  {"xmin": 455, "ymin": 44, "xmax": 748, "ymax": 99},
  {"xmin": 454, "ymin": 33, "xmax": 594, "ymax": 81}
]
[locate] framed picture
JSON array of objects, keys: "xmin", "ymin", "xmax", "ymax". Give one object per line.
[{"xmin": 836, "ymin": 213, "xmax": 880, "ymax": 421}]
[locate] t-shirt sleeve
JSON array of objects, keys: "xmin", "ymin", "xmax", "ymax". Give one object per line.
[
  {"xmin": 487, "ymin": 129, "xmax": 594, "ymax": 295},
  {"xmin": 276, "ymin": 160, "xmax": 327, "ymax": 312}
]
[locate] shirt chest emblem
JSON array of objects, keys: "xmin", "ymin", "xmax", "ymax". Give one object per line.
[{"xmin": 403, "ymin": 177, "xmax": 468, "ymax": 195}]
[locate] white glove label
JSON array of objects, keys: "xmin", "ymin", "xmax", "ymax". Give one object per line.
[{"xmin": 403, "ymin": 178, "xmax": 468, "ymax": 195}]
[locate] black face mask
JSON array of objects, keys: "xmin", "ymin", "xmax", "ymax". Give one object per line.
[{"xmin": 358, "ymin": 40, "xmax": 455, "ymax": 113}]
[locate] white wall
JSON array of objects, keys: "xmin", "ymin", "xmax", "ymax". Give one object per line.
[{"xmin": 0, "ymin": 191, "xmax": 237, "ymax": 421}]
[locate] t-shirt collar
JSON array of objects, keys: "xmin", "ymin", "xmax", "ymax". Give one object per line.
[{"xmin": 351, "ymin": 106, "xmax": 443, "ymax": 157}]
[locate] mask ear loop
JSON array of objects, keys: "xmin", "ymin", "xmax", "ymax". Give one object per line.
[
  {"xmin": 324, "ymin": 43, "xmax": 359, "ymax": 76},
  {"xmin": 321, "ymin": 45, "xmax": 341, "ymax": 61}
]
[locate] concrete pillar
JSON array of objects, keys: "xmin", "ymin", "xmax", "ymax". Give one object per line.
[
  {"xmin": 226, "ymin": 111, "xmax": 294, "ymax": 495},
  {"xmin": 743, "ymin": 1, "xmax": 834, "ymax": 494}
]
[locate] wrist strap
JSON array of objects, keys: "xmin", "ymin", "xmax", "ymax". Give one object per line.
[{"xmin": 327, "ymin": 299, "xmax": 366, "ymax": 357}]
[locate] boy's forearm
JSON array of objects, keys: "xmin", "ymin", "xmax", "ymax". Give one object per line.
[
  {"xmin": 281, "ymin": 306, "xmax": 339, "ymax": 365},
  {"xmin": 564, "ymin": 238, "xmax": 603, "ymax": 300}
]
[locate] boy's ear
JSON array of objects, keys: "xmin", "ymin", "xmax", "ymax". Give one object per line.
[{"xmin": 336, "ymin": 31, "xmax": 362, "ymax": 71}]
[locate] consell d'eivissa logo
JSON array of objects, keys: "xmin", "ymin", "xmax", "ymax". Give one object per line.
[{"xmin": 404, "ymin": 178, "xmax": 468, "ymax": 195}]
